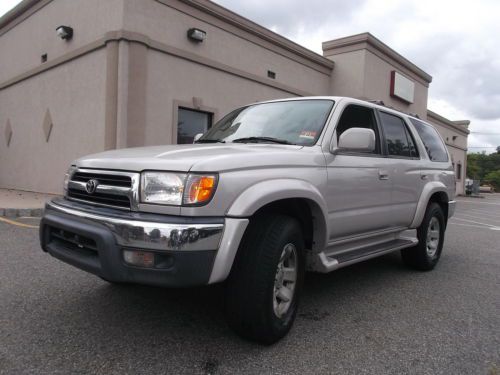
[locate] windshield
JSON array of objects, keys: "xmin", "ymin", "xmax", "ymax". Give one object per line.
[{"xmin": 198, "ymin": 99, "xmax": 334, "ymax": 146}]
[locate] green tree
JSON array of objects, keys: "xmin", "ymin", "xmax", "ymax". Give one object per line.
[{"xmin": 484, "ymin": 170, "xmax": 500, "ymax": 190}]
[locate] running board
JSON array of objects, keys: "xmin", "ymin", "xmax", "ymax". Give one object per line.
[{"xmin": 312, "ymin": 237, "xmax": 418, "ymax": 273}]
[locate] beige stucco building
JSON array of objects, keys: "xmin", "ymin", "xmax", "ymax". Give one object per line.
[{"xmin": 0, "ymin": 0, "xmax": 469, "ymax": 194}]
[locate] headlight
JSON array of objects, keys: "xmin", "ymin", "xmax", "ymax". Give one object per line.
[
  {"xmin": 140, "ymin": 172, "xmax": 217, "ymax": 206},
  {"xmin": 63, "ymin": 166, "xmax": 77, "ymax": 192},
  {"xmin": 141, "ymin": 172, "xmax": 186, "ymax": 205}
]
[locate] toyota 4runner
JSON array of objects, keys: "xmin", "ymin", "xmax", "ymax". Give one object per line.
[{"xmin": 40, "ymin": 97, "xmax": 456, "ymax": 343}]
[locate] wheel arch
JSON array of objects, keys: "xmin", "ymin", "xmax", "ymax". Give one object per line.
[
  {"xmin": 410, "ymin": 182, "xmax": 449, "ymax": 228},
  {"xmin": 226, "ymin": 179, "xmax": 329, "ymax": 252}
]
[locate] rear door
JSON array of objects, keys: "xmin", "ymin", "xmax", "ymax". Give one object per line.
[{"xmin": 377, "ymin": 111, "xmax": 423, "ymax": 227}]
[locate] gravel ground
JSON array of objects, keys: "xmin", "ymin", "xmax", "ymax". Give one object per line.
[{"xmin": 0, "ymin": 196, "xmax": 499, "ymax": 375}]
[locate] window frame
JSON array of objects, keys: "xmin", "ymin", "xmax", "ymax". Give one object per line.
[
  {"xmin": 172, "ymin": 99, "xmax": 217, "ymax": 144},
  {"xmin": 408, "ymin": 117, "xmax": 449, "ymax": 162},
  {"xmin": 332, "ymin": 104, "xmax": 385, "ymax": 158},
  {"xmin": 376, "ymin": 110, "xmax": 420, "ymax": 160}
]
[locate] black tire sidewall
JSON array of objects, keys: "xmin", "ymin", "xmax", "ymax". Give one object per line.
[
  {"xmin": 265, "ymin": 223, "xmax": 305, "ymax": 336},
  {"xmin": 419, "ymin": 203, "xmax": 446, "ymax": 266}
]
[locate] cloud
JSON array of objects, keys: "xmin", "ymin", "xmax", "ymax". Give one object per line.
[{"xmin": 214, "ymin": 0, "xmax": 500, "ymax": 153}]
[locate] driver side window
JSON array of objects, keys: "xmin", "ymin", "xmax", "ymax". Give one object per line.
[{"xmin": 335, "ymin": 105, "xmax": 381, "ymax": 154}]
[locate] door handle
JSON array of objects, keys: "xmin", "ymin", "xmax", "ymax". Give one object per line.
[
  {"xmin": 421, "ymin": 174, "xmax": 428, "ymax": 180},
  {"xmin": 378, "ymin": 170, "xmax": 389, "ymax": 180}
]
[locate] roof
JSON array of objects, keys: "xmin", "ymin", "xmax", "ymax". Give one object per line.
[
  {"xmin": 0, "ymin": 0, "xmax": 42, "ymax": 32},
  {"xmin": 322, "ymin": 32, "xmax": 432, "ymax": 84},
  {"xmin": 427, "ymin": 110, "xmax": 470, "ymax": 135}
]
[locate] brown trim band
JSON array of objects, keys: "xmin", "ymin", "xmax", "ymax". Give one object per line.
[{"xmin": 0, "ymin": 30, "xmax": 313, "ymax": 97}]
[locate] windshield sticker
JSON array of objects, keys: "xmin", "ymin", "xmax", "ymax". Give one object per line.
[{"xmin": 299, "ymin": 131, "xmax": 317, "ymax": 140}]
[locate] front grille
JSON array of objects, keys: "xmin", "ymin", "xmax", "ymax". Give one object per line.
[
  {"xmin": 67, "ymin": 188, "xmax": 131, "ymax": 208},
  {"xmin": 49, "ymin": 227, "xmax": 98, "ymax": 258},
  {"xmin": 72, "ymin": 172, "xmax": 131, "ymax": 188},
  {"xmin": 66, "ymin": 169, "xmax": 137, "ymax": 210}
]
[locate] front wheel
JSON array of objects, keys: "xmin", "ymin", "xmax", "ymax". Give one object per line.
[
  {"xmin": 401, "ymin": 202, "xmax": 446, "ymax": 271},
  {"xmin": 225, "ymin": 214, "xmax": 305, "ymax": 344}
]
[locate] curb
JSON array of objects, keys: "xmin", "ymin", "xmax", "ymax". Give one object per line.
[{"xmin": 0, "ymin": 208, "xmax": 44, "ymax": 218}]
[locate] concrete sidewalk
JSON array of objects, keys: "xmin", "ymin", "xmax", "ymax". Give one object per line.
[{"xmin": 0, "ymin": 189, "xmax": 58, "ymax": 217}]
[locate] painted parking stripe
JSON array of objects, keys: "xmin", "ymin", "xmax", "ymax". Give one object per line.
[
  {"xmin": 448, "ymin": 222, "xmax": 494, "ymax": 230},
  {"xmin": 455, "ymin": 213, "xmax": 500, "ymax": 224},
  {"xmin": 0, "ymin": 217, "xmax": 39, "ymax": 229},
  {"xmin": 457, "ymin": 200, "xmax": 500, "ymax": 206},
  {"xmin": 459, "ymin": 209, "xmax": 500, "ymax": 218},
  {"xmin": 450, "ymin": 217, "xmax": 500, "ymax": 230}
]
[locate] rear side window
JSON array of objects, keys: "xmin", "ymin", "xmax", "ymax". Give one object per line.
[
  {"xmin": 409, "ymin": 118, "xmax": 449, "ymax": 162},
  {"xmin": 379, "ymin": 112, "xmax": 418, "ymax": 158}
]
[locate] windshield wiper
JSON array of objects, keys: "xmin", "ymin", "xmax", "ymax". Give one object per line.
[
  {"xmin": 232, "ymin": 136, "xmax": 294, "ymax": 145},
  {"xmin": 195, "ymin": 139, "xmax": 225, "ymax": 143}
]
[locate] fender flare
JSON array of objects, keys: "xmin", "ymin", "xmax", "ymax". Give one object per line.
[
  {"xmin": 409, "ymin": 181, "xmax": 449, "ymax": 228},
  {"xmin": 226, "ymin": 179, "xmax": 329, "ymax": 251}
]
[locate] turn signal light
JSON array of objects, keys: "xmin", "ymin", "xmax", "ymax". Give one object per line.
[{"xmin": 184, "ymin": 175, "xmax": 217, "ymax": 205}]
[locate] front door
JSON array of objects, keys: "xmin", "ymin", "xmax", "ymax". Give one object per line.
[{"xmin": 324, "ymin": 104, "xmax": 394, "ymax": 240}]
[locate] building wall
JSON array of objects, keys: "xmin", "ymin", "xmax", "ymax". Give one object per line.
[
  {"xmin": 362, "ymin": 50, "xmax": 429, "ymax": 119},
  {"xmin": 426, "ymin": 114, "xmax": 469, "ymax": 195},
  {"xmin": 0, "ymin": 49, "xmax": 108, "ymax": 193},
  {"xmin": 121, "ymin": 0, "xmax": 332, "ymax": 97},
  {"xmin": 142, "ymin": 49, "xmax": 299, "ymax": 146},
  {"xmin": 0, "ymin": 0, "xmax": 124, "ymax": 83}
]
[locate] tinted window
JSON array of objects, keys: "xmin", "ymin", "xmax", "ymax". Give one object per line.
[
  {"xmin": 409, "ymin": 118, "xmax": 449, "ymax": 162},
  {"xmin": 336, "ymin": 105, "xmax": 381, "ymax": 154},
  {"xmin": 379, "ymin": 112, "xmax": 417, "ymax": 158}
]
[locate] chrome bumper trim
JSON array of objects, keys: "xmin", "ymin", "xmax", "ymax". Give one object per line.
[{"xmin": 45, "ymin": 200, "xmax": 224, "ymax": 251}]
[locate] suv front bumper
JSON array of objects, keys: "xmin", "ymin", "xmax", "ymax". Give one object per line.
[{"xmin": 40, "ymin": 198, "xmax": 230, "ymax": 287}]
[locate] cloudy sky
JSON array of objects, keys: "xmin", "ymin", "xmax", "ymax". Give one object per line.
[{"xmin": 1, "ymin": 0, "xmax": 499, "ymax": 153}]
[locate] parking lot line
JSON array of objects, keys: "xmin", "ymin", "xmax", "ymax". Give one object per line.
[
  {"xmin": 460, "ymin": 208, "xmax": 500, "ymax": 218},
  {"xmin": 0, "ymin": 217, "xmax": 39, "ymax": 229},
  {"xmin": 450, "ymin": 217, "xmax": 500, "ymax": 230},
  {"xmin": 455, "ymin": 212, "xmax": 500, "ymax": 224},
  {"xmin": 448, "ymin": 222, "xmax": 493, "ymax": 230}
]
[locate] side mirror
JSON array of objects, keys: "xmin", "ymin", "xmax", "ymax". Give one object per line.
[
  {"xmin": 333, "ymin": 128, "xmax": 375, "ymax": 153},
  {"xmin": 193, "ymin": 133, "xmax": 203, "ymax": 143}
]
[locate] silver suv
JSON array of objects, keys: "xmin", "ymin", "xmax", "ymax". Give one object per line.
[{"xmin": 40, "ymin": 97, "xmax": 456, "ymax": 343}]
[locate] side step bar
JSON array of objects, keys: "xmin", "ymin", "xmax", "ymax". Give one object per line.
[{"xmin": 313, "ymin": 237, "xmax": 418, "ymax": 273}]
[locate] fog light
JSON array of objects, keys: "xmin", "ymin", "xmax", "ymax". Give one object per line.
[{"xmin": 123, "ymin": 250, "xmax": 155, "ymax": 268}]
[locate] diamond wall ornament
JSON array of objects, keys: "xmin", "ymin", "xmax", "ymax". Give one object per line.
[
  {"xmin": 5, "ymin": 119, "xmax": 12, "ymax": 147},
  {"xmin": 43, "ymin": 109, "xmax": 53, "ymax": 142}
]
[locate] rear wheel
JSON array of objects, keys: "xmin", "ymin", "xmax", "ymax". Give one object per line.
[
  {"xmin": 225, "ymin": 214, "xmax": 305, "ymax": 344},
  {"xmin": 401, "ymin": 202, "xmax": 445, "ymax": 271}
]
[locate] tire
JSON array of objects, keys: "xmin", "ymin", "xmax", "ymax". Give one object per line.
[
  {"xmin": 401, "ymin": 202, "xmax": 445, "ymax": 271},
  {"xmin": 225, "ymin": 214, "xmax": 305, "ymax": 344}
]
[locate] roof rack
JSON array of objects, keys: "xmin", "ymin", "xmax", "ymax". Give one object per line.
[{"xmin": 366, "ymin": 100, "xmax": 386, "ymax": 106}]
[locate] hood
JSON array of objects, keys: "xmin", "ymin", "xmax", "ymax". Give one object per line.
[{"xmin": 76, "ymin": 143, "xmax": 315, "ymax": 173}]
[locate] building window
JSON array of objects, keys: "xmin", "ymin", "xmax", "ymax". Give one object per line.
[
  {"xmin": 457, "ymin": 162, "xmax": 462, "ymax": 180},
  {"xmin": 177, "ymin": 107, "xmax": 213, "ymax": 144}
]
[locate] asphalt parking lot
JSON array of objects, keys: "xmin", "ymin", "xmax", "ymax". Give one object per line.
[{"xmin": 1, "ymin": 196, "xmax": 499, "ymax": 375}]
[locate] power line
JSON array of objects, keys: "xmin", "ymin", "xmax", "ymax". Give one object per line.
[
  {"xmin": 469, "ymin": 132, "xmax": 500, "ymax": 135},
  {"xmin": 468, "ymin": 146, "xmax": 498, "ymax": 148}
]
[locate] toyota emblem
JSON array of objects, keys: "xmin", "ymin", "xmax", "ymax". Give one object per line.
[{"xmin": 85, "ymin": 179, "xmax": 99, "ymax": 194}]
